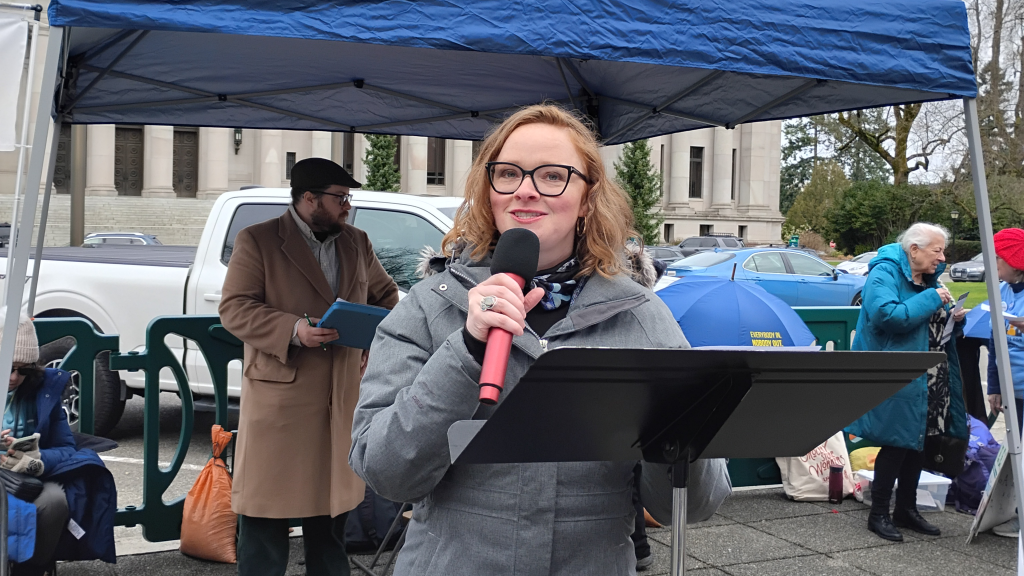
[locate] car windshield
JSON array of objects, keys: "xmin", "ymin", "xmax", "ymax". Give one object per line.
[
  {"xmin": 670, "ymin": 252, "xmax": 735, "ymax": 268},
  {"xmin": 437, "ymin": 207, "xmax": 459, "ymax": 220},
  {"xmin": 853, "ymin": 252, "xmax": 877, "ymax": 263},
  {"xmin": 972, "ymin": 253, "xmax": 984, "ymax": 262}
]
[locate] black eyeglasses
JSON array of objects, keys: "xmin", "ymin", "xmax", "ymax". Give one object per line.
[
  {"xmin": 9, "ymin": 366, "xmax": 32, "ymax": 376},
  {"xmin": 486, "ymin": 162, "xmax": 590, "ymax": 197},
  {"xmin": 309, "ymin": 189, "xmax": 353, "ymax": 204}
]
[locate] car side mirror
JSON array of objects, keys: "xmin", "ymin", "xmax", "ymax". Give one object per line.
[{"xmin": 832, "ymin": 270, "xmax": 839, "ymax": 281}]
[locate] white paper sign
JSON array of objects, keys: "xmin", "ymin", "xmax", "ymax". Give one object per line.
[
  {"xmin": 981, "ymin": 302, "xmax": 1021, "ymax": 320},
  {"xmin": 941, "ymin": 292, "xmax": 969, "ymax": 345},
  {"xmin": 0, "ymin": 16, "xmax": 28, "ymax": 152}
]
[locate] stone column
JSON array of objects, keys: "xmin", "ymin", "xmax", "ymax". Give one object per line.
[
  {"xmin": 449, "ymin": 139, "xmax": 473, "ymax": 197},
  {"xmin": 351, "ymin": 134, "xmax": 367, "ymax": 183},
  {"xmin": 85, "ymin": 124, "xmax": 117, "ymax": 196},
  {"xmin": 330, "ymin": 133, "xmax": 343, "ymax": 165},
  {"xmin": 764, "ymin": 121, "xmax": 783, "ymax": 213},
  {"xmin": 711, "ymin": 126, "xmax": 734, "ymax": 208},
  {"xmin": 743, "ymin": 123, "xmax": 769, "ymax": 209},
  {"xmin": 257, "ymin": 129, "xmax": 283, "ymax": 188},
  {"xmin": 311, "ymin": 131, "xmax": 332, "ymax": 160},
  {"xmin": 197, "ymin": 127, "xmax": 230, "ymax": 199},
  {"xmin": 141, "ymin": 125, "xmax": 175, "ymax": 197},
  {"xmin": 669, "ymin": 132, "xmax": 690, "ymax": 205},
  {"xmin": 400, "ymin": 136, "xmax": 428, "ymax": 195}
]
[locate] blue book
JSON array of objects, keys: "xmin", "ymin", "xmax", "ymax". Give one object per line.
[{"xmin": 316, "ymin": 300, "xmax": 390, "ymax": 350}]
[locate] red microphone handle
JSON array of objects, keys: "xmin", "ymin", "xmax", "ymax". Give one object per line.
[{"xmin": 479, "ymin": 273, "xmax": 526, "ymax": 405}]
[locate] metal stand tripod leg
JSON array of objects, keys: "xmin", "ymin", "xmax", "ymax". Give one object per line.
[{"xmin": 670, "ymin": 459, "xmax": 689, "ymax": 576}]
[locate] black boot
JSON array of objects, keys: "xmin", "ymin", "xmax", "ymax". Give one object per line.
[
  {"xmin": 893, "ymin": 507, "xmax": 941, "ymax": 536},
  {"xmin": 868, "ymin": 510, "xmax": 904, "ymax": 542}
]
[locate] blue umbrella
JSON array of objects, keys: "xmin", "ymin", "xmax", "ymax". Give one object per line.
[
  {"xmin": 656, "ymin": 276, "xmax": 816, "ymax": 347},
  {"xmin": 963, "ymin": 304, "xmax": 992, "ymax": 339}
]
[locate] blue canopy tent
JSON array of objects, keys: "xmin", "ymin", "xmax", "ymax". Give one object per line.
[
  {"xmin": 4, "ymin": 1, "xmax": 1019, "ymax": 574},
  {"xmin": 43, "ymin": 0, "xmax": 976, "ymax": 142}
]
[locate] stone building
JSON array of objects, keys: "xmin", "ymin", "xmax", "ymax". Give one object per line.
[{"xmin": 1, "ymin": 7, "xmax": 784, "ymax": 245}]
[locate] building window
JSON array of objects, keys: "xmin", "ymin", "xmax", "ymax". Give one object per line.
[
  {"xmin": 285, "ymin": 152, "xmax": 297, "ymax": 181},
  {"xmin": 699, "ymin": 224, "xmax": 713, "ymax": 236},
  {"xmin": 689, "ymin": 147, "xmax": 704, "ymax": 199},
  {"xmin": 731, "ymin": 148, "xmax": 737, "ymax": 201},
  {"xmin": 343, "ymin": 133, "xmax": 355, "ymax": 173},
  {"xmin": 427, "ymin": 138, "xmax": 446, "ymax": 185},
  {"xmin": 664, "ymin": 223, "xmax": 675, "ymax": 244},
  {"xmin": 394, "ymin": 137, "xmax": 402, "ymax": 169},
  {"xmin": 738, "ymin": 225, "xmax": 747, "ymax": 241}
]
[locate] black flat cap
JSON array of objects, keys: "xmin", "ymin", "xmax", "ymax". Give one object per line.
[{"xmin": 290, "ymin": 157, "xmax": 361, "ymax": 190}]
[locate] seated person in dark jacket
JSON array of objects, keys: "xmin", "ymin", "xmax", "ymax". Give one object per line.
[{"xmin": 1, "ymin": 312, "xmax": 104, "ymax": 575}]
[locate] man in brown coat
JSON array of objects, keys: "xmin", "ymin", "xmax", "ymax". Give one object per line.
[{"xmin": 219, "ymin": 158, "xmax": 399, "ymax": 576}]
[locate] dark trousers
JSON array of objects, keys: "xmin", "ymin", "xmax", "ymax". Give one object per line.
[
  {"xmin": 630, "ymin": 462, "xmax": 650, "ymax": 559},
  {"xmin": 871, "ymin": 446, "xmax": 925, "ymax": 514},
  {"xmin": 12, "ymin": 481, "xmax": 68, "ymax": 576},
  {"xmin": 238, "ymin": 513, "xmax": 350, "ymax": 576},
  {"xmin": 956, "ymin": 336, "xmax": 989, "ymax": 423}
]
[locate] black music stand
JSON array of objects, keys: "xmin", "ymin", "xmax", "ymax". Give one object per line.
[{"xmin": 448, "ymin": 348, "xmax": 943, "ymax": 576}]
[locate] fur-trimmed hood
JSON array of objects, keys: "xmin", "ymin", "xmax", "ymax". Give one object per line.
[{"xmin": 415, "ymin": 242, "xmax": 660, "ymax": 289}]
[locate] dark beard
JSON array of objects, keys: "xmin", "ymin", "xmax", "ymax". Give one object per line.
[{"xmin": 310, "ymin": 202, "xmax": 343, "ymax": 236}]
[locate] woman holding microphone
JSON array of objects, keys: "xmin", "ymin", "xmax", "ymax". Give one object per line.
[{"xmin": 350, "ymin": 105, "xmax": 731, "ymax": 575}]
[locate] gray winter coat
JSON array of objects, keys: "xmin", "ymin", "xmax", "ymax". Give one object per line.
[{"xmin": 350, "ymin": 248, "xmax": 731, "ymax": 576}]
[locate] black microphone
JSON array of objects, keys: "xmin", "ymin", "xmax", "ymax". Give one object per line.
[{"xmin": 479, "ymin": 228, "xmax": 540, "ymax": 405}]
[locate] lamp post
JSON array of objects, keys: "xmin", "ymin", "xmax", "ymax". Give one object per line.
[
  {"xmin": 950, "ymin": 209, "xmax": 960, "ymax": 261},
  {"xmin": 233, "ymin": 128, "xmax": 243, "ymax": 155}
]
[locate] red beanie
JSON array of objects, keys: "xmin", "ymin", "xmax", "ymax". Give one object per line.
[{"xmin": 994, "ymin": 228, "xmax": 1024, "ymax": 271}]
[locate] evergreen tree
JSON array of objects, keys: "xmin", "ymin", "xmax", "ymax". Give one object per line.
[
  {"xmin": 780, "ymin": 118, "xmax": 818, "ymax": 215},
  {"xmin": 784, "ymin": 159, "xmax": 850, "ymax": 235},
  {"xmin": 614, "ymin": 139, "xmax": 664, "ymax": 246},
  {"xmin": 363, "ymin": 134, "xmax": 400, "ymax": 192}
]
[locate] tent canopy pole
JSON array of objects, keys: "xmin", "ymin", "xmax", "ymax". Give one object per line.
[
  {"xmin": 963, "ymin": 96, "xmax": 1024, "ymax": 531},
  {"xmin": 0, "ymin": 23, "xmax": 63, "ymax": 572}
]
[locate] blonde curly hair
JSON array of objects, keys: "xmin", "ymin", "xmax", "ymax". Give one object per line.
[{"xmin": 442, "ymin": 104, "xmax": 638, "ymax": 279}]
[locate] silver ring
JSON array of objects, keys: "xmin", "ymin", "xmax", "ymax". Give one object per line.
[{"xmin": 480, "ymin": 295, "xmax": 497, "ymax": 312}]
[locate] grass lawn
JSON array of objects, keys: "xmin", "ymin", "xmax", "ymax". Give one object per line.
[
  {"xmin": 825, "ymin": 260, "xmax": 841, "ymax": 266},
  {"xmin": 947, "ymin": 282, "xmax": 990, "ymax": 309}
]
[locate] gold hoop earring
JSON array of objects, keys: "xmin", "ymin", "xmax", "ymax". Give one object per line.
[{"xmin": 576, "ymin": 217, "xmax": 587, "ymax": 238}]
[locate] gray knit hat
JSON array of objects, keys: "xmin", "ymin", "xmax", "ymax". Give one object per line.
[{"xmin": 0, "ymin": 309, "xmax": 38, "ymax": 364}]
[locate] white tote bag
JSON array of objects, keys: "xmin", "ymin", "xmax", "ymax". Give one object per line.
[{"xmin": 776, "ymin": 432, "xmax": 858, "ymax": 501}]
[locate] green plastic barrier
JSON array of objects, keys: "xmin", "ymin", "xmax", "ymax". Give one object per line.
[
  {"xmin": 107, "ymin": 316, "xmax": 242, "ymax": 541},
  {"xmin": 726, "ymin": 306, "xmax": 861, "ymax": 488},
  {"xmin": 33, "ymin": 316, "xmax": 241, "ymax": 542},
  {"xmin": 33, "ymin": 318, "xmax": 120, "ymax": 436}
]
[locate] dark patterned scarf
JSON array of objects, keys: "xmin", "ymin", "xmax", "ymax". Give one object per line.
[
  {"xmin": 531, "ymin": 257, "xmax": 586, "ymax": 311},
  {"xmin": 926, "ymin": 307, "xmax": 951, "ymax": 436}
]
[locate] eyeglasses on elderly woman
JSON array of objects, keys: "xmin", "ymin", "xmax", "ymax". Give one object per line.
[{"xmin": 485, "ymin": 162, "xmax": 590, "ymax": 197}]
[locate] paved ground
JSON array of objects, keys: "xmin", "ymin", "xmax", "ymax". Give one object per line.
[{"xmin": 53, "ymin": 486, "xmax": 1017, "ymax": 575}]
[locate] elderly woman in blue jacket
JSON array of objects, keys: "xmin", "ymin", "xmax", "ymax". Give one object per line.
[{"xmin": 847, "ymin": 222, "xmax": 968, "ymax": 543}]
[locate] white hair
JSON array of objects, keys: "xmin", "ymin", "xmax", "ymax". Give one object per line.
[{"xmin": 898, "ymin": 222, "xmax": 949, "ymax": 253}]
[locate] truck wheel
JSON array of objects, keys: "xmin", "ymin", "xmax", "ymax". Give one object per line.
[{"xmin": 38, "ymin": 336, "xmax": 126, "ymax": 437}]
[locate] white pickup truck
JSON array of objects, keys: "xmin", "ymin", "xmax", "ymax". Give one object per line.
[{"xmin": 0, "ymin": 188, "xmax": 461, "ymax": 435}]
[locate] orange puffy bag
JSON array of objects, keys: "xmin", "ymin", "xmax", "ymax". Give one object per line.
[{"xmin": 180, "ymin": 425, "xmax": 236, "ymax": 563}]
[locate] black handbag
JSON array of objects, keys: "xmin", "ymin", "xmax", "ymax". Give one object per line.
[
  {"xmin": 923, "ymin": 434, "xmax": 968, "ymax": 478},
  {"xmin": 0, "ymin": 469, "xmax": 43, "ymax": 503}
]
